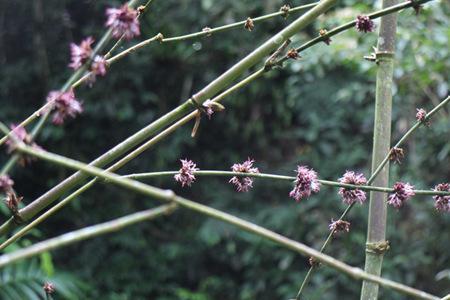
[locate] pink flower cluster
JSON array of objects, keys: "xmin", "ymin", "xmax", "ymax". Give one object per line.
[
  {"xmin": 5, "ymin": 124, "xmax": 43, "ymax": 165},
  {"xmin": 69, "ymin": 36, "xmax": 94, "ymax": 70},
  {"xmin": 174, "ymin": 159, "xmax": 199, "ymax": 187},
  {"xmin": 338, "ymin": 171, "xmax": 367, "ymax": 205},
  {"xmin": 229, "ymin": 158, "xmax": 259, "ymax": 192},
  {"xmin": 329, "ymin": 219, "xmax": 351, "ymax": 235},
  {"xmin": 289, "ymin": 165, "xmax": 320, "ymax": 202},
  {"xmin": 387, "ymin": 182, "xmax": 415, "ymax": 209},
  {"xmin": 0, "ymin": 174, "xmax": 14, "ymax": 192},
  {"xmin": 106, "ymin": 4, "xmax": 140, "ymax": 40},
  {"xmin": 355, "ymin": 15, "xmax": 375, "ymax": 33},
  {"xmin": 433, "ymin": 183, "xmax": 450, "ymax": 213},
  {"xmin": 46, "ymin": 89, "xmax": 83, "ymax": 125}
]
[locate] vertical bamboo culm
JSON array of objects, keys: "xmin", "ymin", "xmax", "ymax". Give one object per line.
[{"xmin": 360, "ymin": 0, "xmax": 399, "ymax": 299}]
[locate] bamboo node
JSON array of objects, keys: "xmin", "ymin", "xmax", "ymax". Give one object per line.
[{"xmin": 366, "ymin": 240, "xmax": 390, "ymax": 254}]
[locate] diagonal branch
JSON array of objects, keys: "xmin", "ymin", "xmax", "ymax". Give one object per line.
[{"xmin": 0, "ymin": 203, "xmax": 177, "ymax": 266}]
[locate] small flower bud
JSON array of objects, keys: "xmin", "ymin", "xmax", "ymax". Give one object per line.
[
  {"xmin": 0, "ymin": 175, "xmax": 14, "ymax": 193},
  {"xmin": 416, "ymin": 108, "xmax": 430, "ymax": 126},
  {"xmin": 433, "ymin": 183, "xmax": 450, "ymax": 213},
  {"xmin": 389, "ymin": 147, "xmax": 404, "ymax": 164},
  {"xmin": 202, "ymin": 99, "xmax": 225, "ymax": 119},
  {"xmin": 244, "ymin": 17, "xmax": 254, "ymax": 31},
  {"xmin": 46, "ymin": 89, "xmax": 83, "ymax": 125},
  {"xmin": 5, "ymin": 124, "xmax": 43, "ymax": 165},
  {"xmin": 319, "ymin": 29, "xmax": 332, "ymax": 45},
  {"xmin": 202, "ymin": 27, "xmax": 212, "ymax": 37},
  {"xmin": 309, "ymin": 257, "xmax": 320, "ymax": 267},
  {"xmin": 4, "ymin": 192, "xmax": 23, "ymax": 215},
  {"xmin": 329, "ymin": 219, "xmax": 351, "ymax": 235},
  {"xmin": 68, "ymin": 37, "xmax": 94, "ymax": 70},
  {"xmin": 355, "ymin": 15, "xmax": 375, "ymax": 33},
  {"xmin": 88, "ymin": 55, "xmax": 108, "ymax": 85},
  {"xmin": 280, "ymin": 5, "xmax": 290, "ymax": 19},
  {"xmin": 43, "ymin": 282, "xmax": 55, "ymax": 295},
  {"xmin": 286, "ymin": 48, "xmax": 300, "ymax": 60},
  {"xmin": 137, "ymin": 5, "xmax": 146, "ymax": 14}
]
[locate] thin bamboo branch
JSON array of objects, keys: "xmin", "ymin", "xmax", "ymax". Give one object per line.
[
  {"xmin": 124, "ymin": 170, "xmax": 450, "ymax": 196},
  {"xmin": 0, "ymin": 0, "xmax": 337, "ymax": 237},
  {"xmin": 0, "ymin": 204, "xmax": 177, "ymax": 266},
  {"xmin": 1, "ymin": 143, "xmax": 440, "ymax": 300},
  {"xmin": 72, "ymin": 2, "xmax": 319, "ymax": 87},
  {"xmin": 277, "ymin": 0, "xmax": 433, "ymax": 66}
]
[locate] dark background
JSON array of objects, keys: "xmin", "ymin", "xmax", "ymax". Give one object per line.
[{"xmin": 0, "ymin": 0, "xmax": 449, "ymax": 299}]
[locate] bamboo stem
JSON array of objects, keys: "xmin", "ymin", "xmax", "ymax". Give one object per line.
[{"xmin": 361, "ymin": 1, "xmax": 398, "ymax": 298}]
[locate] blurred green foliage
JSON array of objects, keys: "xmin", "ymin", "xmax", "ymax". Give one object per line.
[{"xmin": 0, "ymin": 0, "xmax": 449, "ymax": 299}]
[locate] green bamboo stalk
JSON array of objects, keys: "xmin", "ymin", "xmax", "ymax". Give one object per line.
[
  {"xmin": 0, "ymin": 0, "xmax": 337, "ymax": 237},
  {"xmin": 1, "ymin": 143, "xmax": 440, "ymax": 300},
  {"xmin": 361, "ymin": 1, "xmax": 399, "ymax": 299},
  {"xmin": 0, "ymin": 204, "xmax": 177, "ymax": 266}
]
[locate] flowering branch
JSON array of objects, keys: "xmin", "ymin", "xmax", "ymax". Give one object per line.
[
  {"xmin": 123, "ymin": 170, "xmax": 450, "ymax": 196},
  {"xmin": 276, "ymin": 0, "xmax": 434, "ymax": 66},
  {"xmin": 0, "ymin": 0, "xmax": 338, "ymax": 237},
  {"xmin": 0, "ymin": 142, "xmax": 440, "ymax": 300},
  {"xmin": 71, "ymin": 2, "xmax": 318, "ymax": 88}
]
